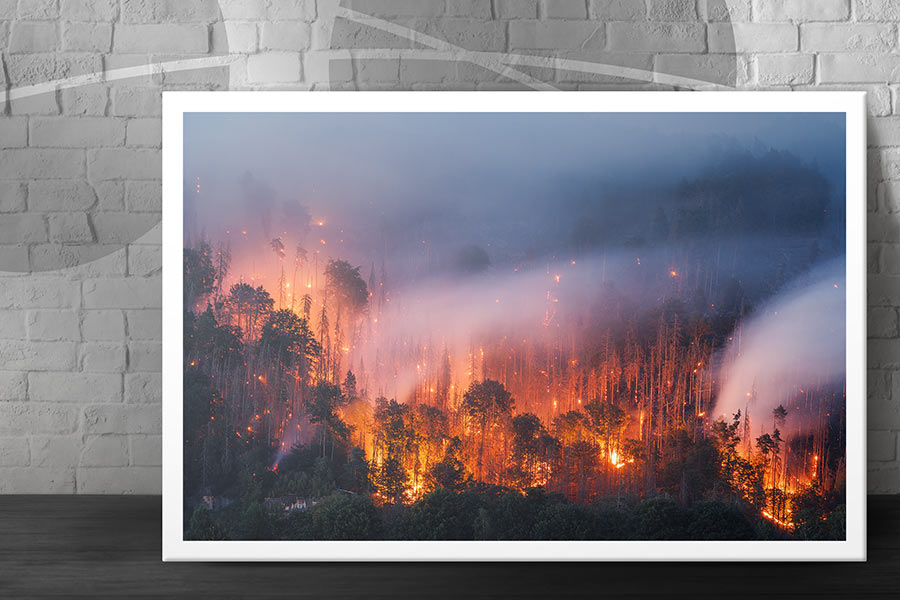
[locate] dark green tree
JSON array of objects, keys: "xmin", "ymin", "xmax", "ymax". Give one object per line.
[
  {"xmin": 430, "ymin": 436, "xmax": 469, "ymax": 492},
  {"xmin": 325, "ymin": 259, "xmax": 368, "ymax": 316},
  {"xmin": 185, "ymin": 505, "xmax": 227, "ymax": 540},
  {"xmin": 226, "ymin": 282, "xmax": 273, "ymax": 341},
  {"xmin": 309, "ymin": 494, "xmax": 382, "ymax": 540},
  {"xmin": 376, "ymin": 455, "xmax": 409, "ymax": 504},
  {"xmin": 259, "ymin": 308, "xmax": 321, "ymax": 373},
  {"xmin": 184, "ymin": 241, "xmax": 216, "ymax": 308},
  {"xmin": 307, "ymin": 382, "xmax": 351, "ymax": 459},
  {"xmin": 461, "ymin": 379, "xmax": 514, "ymax": 482}
]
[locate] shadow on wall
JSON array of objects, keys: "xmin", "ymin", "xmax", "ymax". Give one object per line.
[{"xmin": 1, "ymin": 0, "xmax": 743, "ymax": 273}]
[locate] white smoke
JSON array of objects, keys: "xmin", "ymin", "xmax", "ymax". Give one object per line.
[{"xmin": 714, "ymin": 259, "xmax": 845, "ymax": 437}]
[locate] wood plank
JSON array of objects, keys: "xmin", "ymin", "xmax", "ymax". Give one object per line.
[{"xmin": 0, "ymin": 495, "xmax": 897, "ymax": 598}]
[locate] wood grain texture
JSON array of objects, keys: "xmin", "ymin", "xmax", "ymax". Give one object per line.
[{"xmin": 0, "ymin": 495, "xmax": 897, "ymax": 599}]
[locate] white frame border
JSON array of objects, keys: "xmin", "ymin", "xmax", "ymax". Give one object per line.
[{"xmin": 162, "ymin": 91, "xmax": 867, "ymax": 562}]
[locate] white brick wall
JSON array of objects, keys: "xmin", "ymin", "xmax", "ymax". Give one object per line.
[{"xmin": 1, "ymin": 0, "xmax": 899, "ymax": 494}]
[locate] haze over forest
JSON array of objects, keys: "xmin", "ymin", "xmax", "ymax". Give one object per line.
[{"xmin": 182, "ymin": 112, "xmax": 847, "ymax": 541}]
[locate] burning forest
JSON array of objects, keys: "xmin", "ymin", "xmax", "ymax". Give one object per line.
[{"xmin": 182, "ymin": 112, "xmax": 847, "ymax": 541}]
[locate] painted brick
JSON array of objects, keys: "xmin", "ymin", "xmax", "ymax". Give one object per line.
[
  {"xmin": 800, "ymin": 23, "xmax": 895, "ymax": 53},
  {"xmin": 124, "ymin": 372, "xmax": 161, "ymax": 404},
  {"xmin": 869, "ymin": 118, "xmax": 900, "ymax": 148},
  {"xmin": 76, "ymin": 465, "xmax": 160, "ymax": 493},
  {"xmin": 855, "ymin": 0, "xmax": 900, "ymax": 22},
  {"xmin": 0, "ymin": 438, "xmax": 30, "ymax": 467},
  {"xmin": 26, "ymin": 310, "xmax": 79, "ymax": 341},
  {"xmin": 111, "ymin": 86, "xmax": 162, "ymax": 117},
  {"xmin": 496, "ymin": 0, "xmax": 538, "ymax": 19},
  {"xmin": 0, "ymin": 117, "xmax": 28, "ymax": 148},
  {"xmin": 8, "ymin": 21, "xmax": 59, "ymax": 53},
  {"xmin": 83, "ymin": 404, "xmax": 161, "ymax": 435},
  {"xmin": 423, "ymin": 19, "xmax": 507, "ymax": 52},
  {"xmin": 266, "ymin": 1, "xmax": 315, "ymax": 21},
  {"xmin": 870, "ymin": 307, "xmax": 899, "ymax": 337},
  {"xmin": 127, "ymin": 341, "xmax": 161, "ymax": 372},
  {"xmin": 819, "ymin": 54, "xmax": 900, "ymax": 84},
  {"xmin": 213, "ymin": 21, "xmax": 258, "ymax": 54},
  {"xmin": 709, "ymin": 23, "xmax": 798, "ymax": 53},
  {"xmin": 0, "ymin": 149, "xmax": 84, "ymax": 179},
  {"xmin": 127, "ymin": 244, "xmax": 161, "ymax": 277},
  {"xmin": 126, "ymin": 309, "xmax": 161, "ymax": 340},
  {"xmin": 0, "ymin": 403, "xmax": 80, "ymax": 436},
  {"xmin": 82, "ymin": 277, "xmax": 161, "ymax": 309},
  {"xmin": 705, "ymin": 0, "xmax": 751, "ymax": 22},
  {"xmin": 125, "ymin": 118, "xmax": 162, "ymax": 148},
  {"xmin": 247, "ymin": 52, "xmax": 302, "ymax": 83},
  {"xmin": 80, "ymin": 435, "xmax": 129, "ymax": 467},
  {"xmin": 5, "ymin": 53, "xmax": 102, "ymax": 86},
  {"xmin": 753, "ymin": 0, "xmax": 849, "ymax": 22},
  {"xmin": 870, "ymin": 431, "xmax": 898, "ymax": 462},
  {"xmin": 91, "ymin": 213, "xmax": 159, "ymax": 244},
  {"xmin": 260, "ymin": 21, "xmax": 311, "ymax": 50},
  {"xmin": 60, "ymin": 0, "xmax": 118, "ymax": 21},
  {"xmin": 655, "ymin": 53, "xmax": 747, "ymax": 86},
  {"xmin": 879, "ymin": 182, "xmax": 900, "ymax": 213},
  {"xmin": 870, "ymin": 276, "xmax": 900, "ymax": 307},
  {"xmin": 0, "ymin": 214, "xmax": 46, "ymax": 243},
  {"xmin": 1, "ymin": 279, "xmax": 79, "ymax": 309},
  {"xmin": 113, "ymin": 24, "xmax": 209, "ymax": 54},
  {"xmin": 218, "ymin": 0, "xmax": 266, "ymax": 20},
  {"xmin": 445, "ymin": 0, "xmax": 492, "ymax": 18},
  {"xmin": 87, "ymin": 148, "xmax": 161, "ymax": 180},
  {"xmin": 0, "ymin": 247, "xmax": 29, "ymax": 272},
  {"xmin": 81, "ymin": 310, "xmax": 125, "ymax": 341},
  {"xmin": 81, "ymin": 342, "xmax": 127, "ymax": 372},
  {"xmin": 0, "ymin": 467, "xmax": 75, "ymax": 493},
  {"xmin": 796, "ymin": 84, "xmax": 891, "ymax": 118},
  {"xmin": 0, "ymin": 372, "xmax": 27, "ymax": 402},
  {"xmin": 9, "ymin": 91, "xmax": 60, "ymax": 116},
  {"xmin": 356, "ymin": 59, "xmax": 400, "ymax": 83},
  {"xmin": 62, "ymin": 22, "xmax": 113, "ymax": 53},
  {"xmin": 755, "ymin": 53, "xmax": 814, "ymax": 86},
  {"xmin": 47, "ymin": 213, "xmax": 93, "ymax": 243},
  {"xmin": 16, "ymin": 0, "xmax": 59, "ymax": 20},
  {"xmin": 124, "ymin": 181, "xmax": 161, "ymax": 212},
  {"xmin": 29, "ymin": 372, "xmax": 121, "ymax": 403},
  {"xmin": 0, "ymin": 310, "xmax": 26, "ymax": 339},
  {"xmin": 509, "ymin": 21, "xmax": 605, "ymax": 51},
  {"xmin": 119, "ymin": 0, "xmax": 220, "ymax": 24},
  {"xmin": 93, "ymin": 181, "xmax": 125, "ymax": 211},
  {"xmin": 31, "ymin": 435, "xmax": 80, "ymax": 467},
  {"xmin": 647, "ymin": 0, "xmax": 697, "ymax": 21},
  {"xmin": 130, "ymin": 435, "xmax": 161, "ymax": 466},
  {"xmin": 543, "ymin": 0, "xmax": 588, "ymax": 19},
  {"xmin": 60, "ymin": 85, "xmax": 110, "ymax": 116},
  {"xmin": 589, "ymin": 0, "xmax": 645, "ymax": 20},
  {"xmin": 0, "ymin": 182, "xmax": 27, "ymax": 212},
  {"xmin": 607, "ymin": 22, "xmax": 706, "ymax": 53}
]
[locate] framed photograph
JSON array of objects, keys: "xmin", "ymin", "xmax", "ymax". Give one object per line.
[{"xmin": 162, "ymin": 91, "xmax": 865, "ymax": 561}]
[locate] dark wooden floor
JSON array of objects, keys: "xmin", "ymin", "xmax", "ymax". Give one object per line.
[{"xmin": 0, "ymin": 496, "xmax": 898, "ymax": 599}]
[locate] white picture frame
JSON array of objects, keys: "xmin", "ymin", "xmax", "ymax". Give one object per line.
[{"xmin": 162, "ymin": 91, "xmax": 866, "ymax": 561}]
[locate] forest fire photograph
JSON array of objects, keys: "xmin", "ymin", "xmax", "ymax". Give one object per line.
[{"xmin": 162, "ymin": 92, "xmax": 865, "ymax": 561}]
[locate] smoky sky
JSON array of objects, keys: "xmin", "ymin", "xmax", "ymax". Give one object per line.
[
  {"xmin": 183, "ymin": 111, "xmax": 846, "ymax": 288},
  {"xmin": 184, "ymin": 111, "xmax": 845, "ymax": 201}
]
